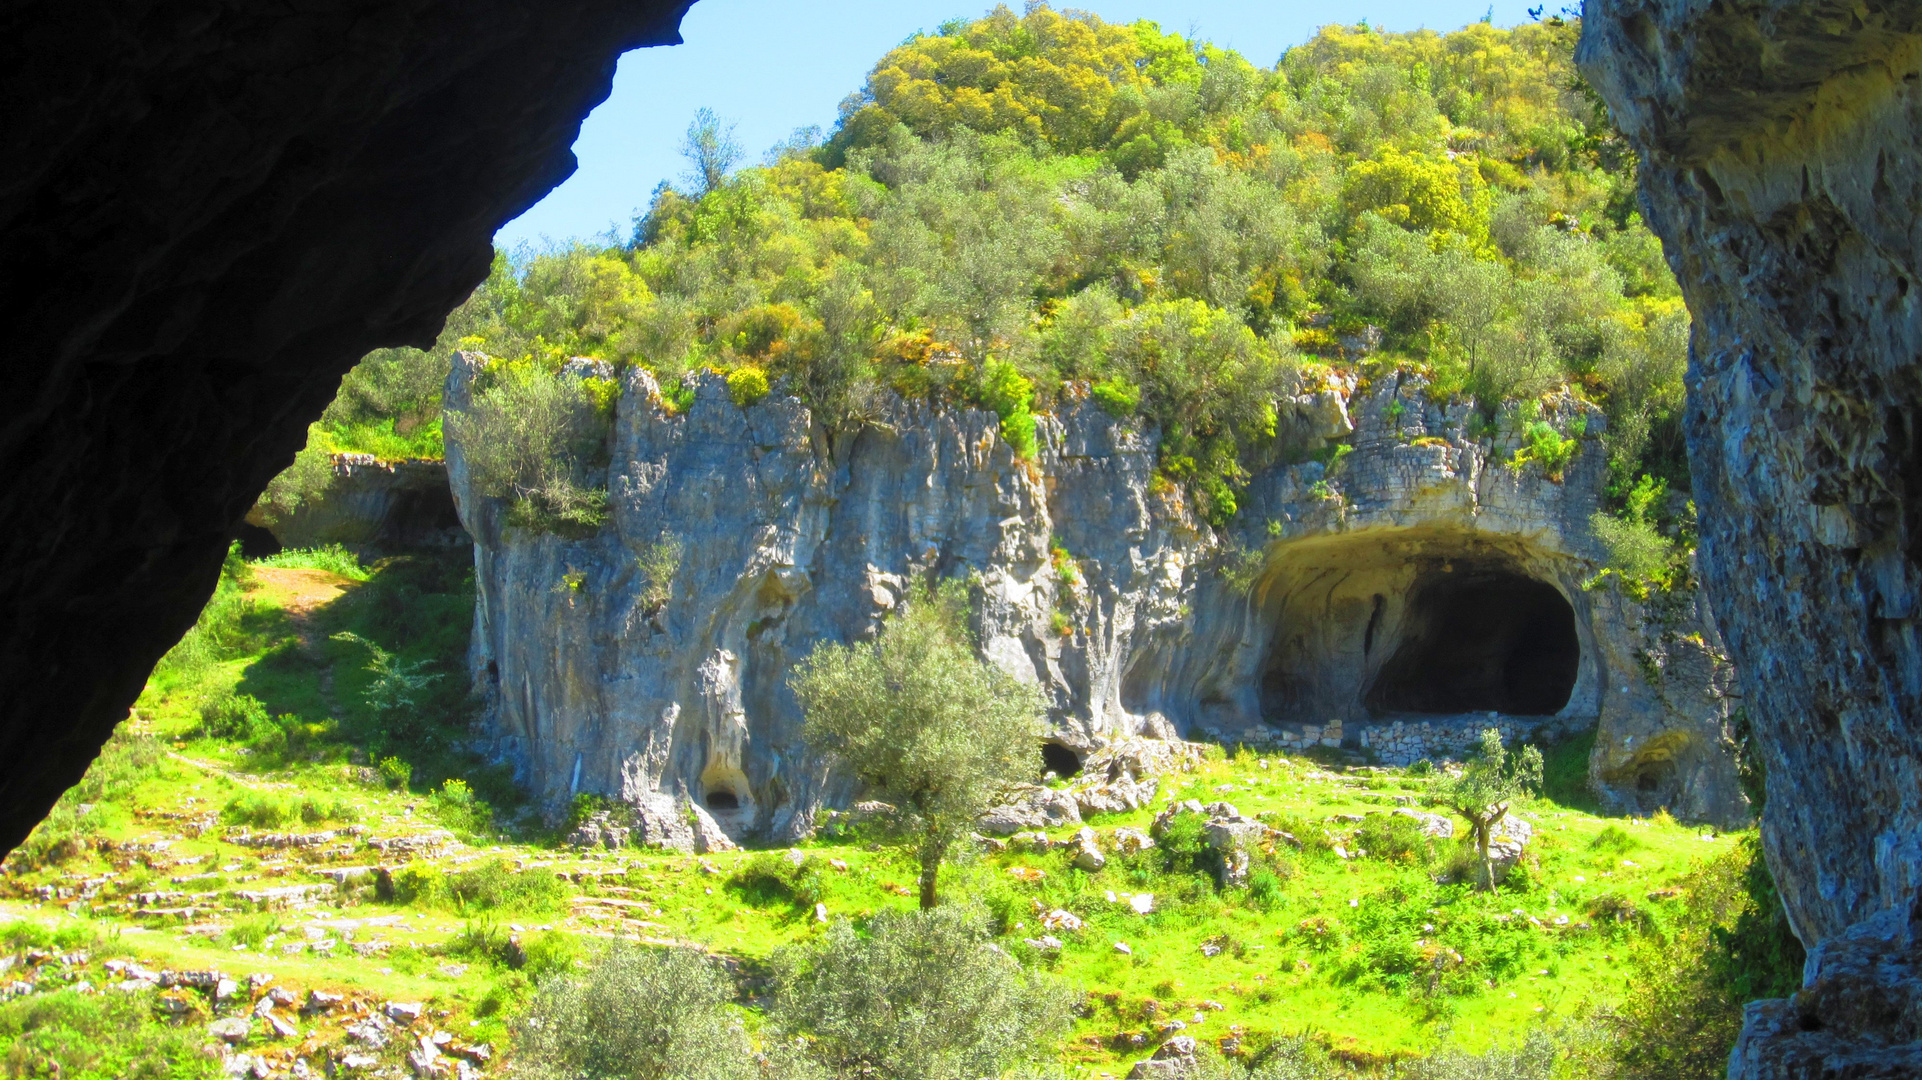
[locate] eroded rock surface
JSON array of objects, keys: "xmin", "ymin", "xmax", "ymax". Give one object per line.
[
  {"xmin": 1578, "ymin": 1, "xmax": 1922, "ymax": 1072},
  {"xmin": 248, "ymin": 456, "xmax": 467, "ymax": 555},
  {"xmin": 450, "ymin": 356, "xmax": 1749, "ymax": 840},
  {"xmin": 0, "ymin": 0, "xmax": 693, "ymax": 856}
]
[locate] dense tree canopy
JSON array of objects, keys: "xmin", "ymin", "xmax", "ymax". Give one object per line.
[{"xmin": 299, "ymin": 5, "xmax": 1686, "ymax": 527}]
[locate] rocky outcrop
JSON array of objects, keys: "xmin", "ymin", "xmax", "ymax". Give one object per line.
[
  {"xmin": 248, "ymin": 456, "xmax": 467, "ymax": 554},
  {"xmin": 449, "ymin": 354, "xmax": 1749, "ymax": 840},
  {"xmin": 0, "ymin": 0, "xmax": 692, "ymax": 857},
  {"xmin": 1579, "ymin": 2, "xmax": 1922, "ymax": 1072}
]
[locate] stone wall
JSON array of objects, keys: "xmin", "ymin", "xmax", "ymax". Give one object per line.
[
  {"xmin": 1578, "ymin": 1, "xmax": 1922, "ymax": 1072},
  {"xmin": 447, "ymin": 352, "xmax": 1751, "ymax": 839}
]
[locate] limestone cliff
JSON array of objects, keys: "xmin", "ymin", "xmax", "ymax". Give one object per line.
[
  {"xmin": 447, "ymin": 353, "xmax": 1748, "ymax": 840},
  {"xmin": 1579, "ymin": 1, "xmax": 1922, "ymax": 1072},
  {"xmin": 247, "ymin": 456, "xmax": 467, "ymax": 555}
]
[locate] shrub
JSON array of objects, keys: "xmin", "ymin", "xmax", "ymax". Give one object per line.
[
  {"xmin": 430, "ymin": 779, "xmax": 495, "ymax": 841},
  {"xmin": 727, "ymin": 852, "xmax": 825, "ymax": 910},
  {"xmin": 1590, "ymin": 511, "xmax": 1674, "ymax": 591},
  {"xmin": 981, "ymin": 359, "xmax": 1039, "ymax": 459},
  {"xmin": 637, "ymin": 535, "xmax": 683, "ymax": 609},
  {"xmin": 511, "ymin": 942, "xmax": 759, "ymax": 1080},
  {"xmin": 725, "ymin": 365, "xmax": 770, "ymax": 407},
  {"xmin": 377, "ymin": 755, "xmax": 413, "ymax": 791},
  {"xmin": 1353, "ymin": 813, "xmax": 1435, "ymax": 866},
  {"xmin": 387, "ymin": 863, "xmax": 444, "ymax": 905},
  {"xmin": 197, "ymin": 691, "xmax": 275, "ymax": 742},
  {"xmin": 447, "ymin": 364, "xmax": 611, "ymax": 534},
  {"xmin": 0, "ymin": 989, "xmax": 222, "ymax": 1079},
  {"xmin": 1090, "ymin": 376, "xmax": 1141, "ymax": 418},
  {"xmin": 332, "ymin": 632, "xmax": 443, "ymax": 717},
  {"xmin": 770, "ymin": 906, "xmax": 1073, "ymax": 1080},
  {"xmin": 446, "ymin": 859, "xmax": 566, "ymax": 914},
  {"xmin": 1513, "ymin": 420, "xmax": 1578, "ymax": 479},
  {"xmin": 221, "ymin": 914, "xmax": 282, "ymax": 949},
  {"xmin": 221, "ymin": 793, "xmax": 355, "ymax": 829},
  {"xmin": 1596, "ymin": 836, "xmax": 1805, "ymax": 1080},
  {"xmin": 1588, "ymin": 825, "xmax": 1641, "ymax": 855}
]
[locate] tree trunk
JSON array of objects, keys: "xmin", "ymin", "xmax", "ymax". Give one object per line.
[
  {"xmin": 918, "ymin": 836, "xmax": 944, "ymax": 910},
  {"xmin": 1479, "ymin": 825, "xmax": 1494, "ymax": 892}
]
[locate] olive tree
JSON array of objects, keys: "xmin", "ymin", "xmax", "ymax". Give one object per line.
[
  {"xmin": 789, "ymin": 578, "xmax": 1044, "ymax": 908},
  {"xmin": 510, "ymin": 942, "xmax": 758, "ymax": 1080},
  {"xmin": 770, "ymin": 906, "xmax": 1072, "ymax": 1080},
  {"xmin": 1425, "ymin": 728, "xmax": 1544, "ymax": 890}
]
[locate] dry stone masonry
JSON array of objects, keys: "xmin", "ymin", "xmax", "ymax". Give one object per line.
[{"xmin": 447, "ymin": 352, "xmax": 1749, "ymax": 841}]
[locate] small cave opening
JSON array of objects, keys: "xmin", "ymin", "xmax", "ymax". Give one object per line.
[
  {"xmin": 1364, "ymin": 568, "xmax": 1579, "ymax": 716},
  {"xmin": 1041, "ymin": 742, "xmax": 1082, "ymax": 778},
  {"xmin": 699, "ymin": 763, "xmax": 753, "ymax": 817}
]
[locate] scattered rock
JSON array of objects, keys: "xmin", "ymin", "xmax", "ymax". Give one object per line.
[
  {"xmin": 1391, "ymin": 808, "xmax": 1455, "ymax": 838},
  {"xmin": 1069, "ymin": 827, "xmax": 1106, "ymax": 872},
  {"xmin": 207, "ymin": 1017, "xmax": 252, "ymax": 1043},
  {"xmin": 567, "ymin": 810, "xmax": 630, "ymax": 850},
  {"xmin": 688, "ymin": 803, "xmax": 737, "ymax": 854},
  {"xmin": 1112, "ymin": 827, "xmax": 1155, "ymax": 855},
  {"xmin": 1041, "ymin": 909, "xmax": 1084, "ymax": 932},
  {"xmin": 627, "ymin": 793, "xmax": 695, "ymax": 852},
  {"xmin": 977, "ymin": 785, "xmax": 1082, "ymax": 835},
  {"xmin": 1129, "ymin": 893, "xmax": 1155, "ymax": 915},
  {"xmin": 383, "ymin": 1001, "xmax": 424, "ymax": 1024}
]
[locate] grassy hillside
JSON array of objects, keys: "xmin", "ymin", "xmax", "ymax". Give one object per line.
[{"xmin": 0, "ymin": 550, "xmax": 1796, "ymax": 1078}]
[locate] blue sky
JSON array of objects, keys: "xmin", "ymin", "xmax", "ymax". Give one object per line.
[{"xmin": 496, "ymin": 0, "xmax": 1548, "ymax": 249}]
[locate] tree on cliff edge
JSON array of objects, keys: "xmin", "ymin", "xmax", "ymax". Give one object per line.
[{"xmin": 791, "ymin": 579, "xmax": 1044, "ymax": 909}]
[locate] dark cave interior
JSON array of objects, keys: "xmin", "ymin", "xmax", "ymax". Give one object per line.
[{"xmin": 1363, "ymin": 567, "xmax": 1580, "ymax": 716}]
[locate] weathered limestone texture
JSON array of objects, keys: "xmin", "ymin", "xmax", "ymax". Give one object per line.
[
  {"xmin": 0, "ymin": 0, "xmax": 692, "ymax": 857},
  {"xmin": 1579, "ymin": 1, "xmax": 1922, "ymax": 1072},
  {"xmin": 248, "ymin": 456, "xmax": 467, "ymax": 554},
  {"xmin": 448, "ymin": 353, "xmax": 1749, "ymax": 840}
]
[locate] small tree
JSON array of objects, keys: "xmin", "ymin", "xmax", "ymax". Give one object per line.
[
  {"xmin": 769, "ymin": 906, "xmax": 1072, "ymax": 1080},
  {"xmin": 1426, "ymin": 728, "xmax": 1544, "ymax": 890},
  {"xmin": 511, "ymin": 941, "xmax": 759, "ymax": 1080},
  {"xmin": 790, "ymin": 579, "xmax": 1043, "ymax": 908},
  {"xmin": 681, "ymin": 107, "xmax": 742, "ymax": 196}
]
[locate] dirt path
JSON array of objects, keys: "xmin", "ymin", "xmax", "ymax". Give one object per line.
[{"xmin": 250, "ymin": 565, "xmax": 357, "ymax": 707}]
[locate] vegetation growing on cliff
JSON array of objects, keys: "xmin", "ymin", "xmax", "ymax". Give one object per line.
[{"xmin": 273, "ymin": 5, "xmax": 1687, "ymax": 534}]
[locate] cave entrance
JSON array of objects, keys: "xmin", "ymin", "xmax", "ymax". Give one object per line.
[
  {"xmin": 1041, "ymin": 742, "xmax": 1082, "ymax": 779},
  {"xmin": 1363, "ymin": 567, "xmax": 1579, "ymax": 716}
]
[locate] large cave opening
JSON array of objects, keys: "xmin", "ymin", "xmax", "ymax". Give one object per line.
[
  {"xmin": 1252, "ymin": 531, "xmax": 1590, "ymax": 745},
  {"xmin": 1363, "ymin": 568, "xmax": 1580, "ymax": 715}
]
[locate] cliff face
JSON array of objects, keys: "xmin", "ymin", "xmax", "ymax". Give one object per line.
[
  {"xmin": 0, "ymin": 0, "xmax": 690, "ymax": 855},
  {"xmin": 1578, "ymin": 1, "xmax": 1922, "ymax": 1072},
  {"xmin": 247, "ymin": 456, "xmax": 467, "ymax": 555},
  {"xmin": 448, "ymin": 354, "xmax": 1748, "ymax": 841}
]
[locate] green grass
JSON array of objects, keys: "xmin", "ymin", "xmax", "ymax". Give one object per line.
[
  {"xmin": 0, "ymin": 551, "xmax": 1763, "ymax": 1074},
  {"xmin": 251, "ymin": 544, "xmax": 370, "ymax": 580}
]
